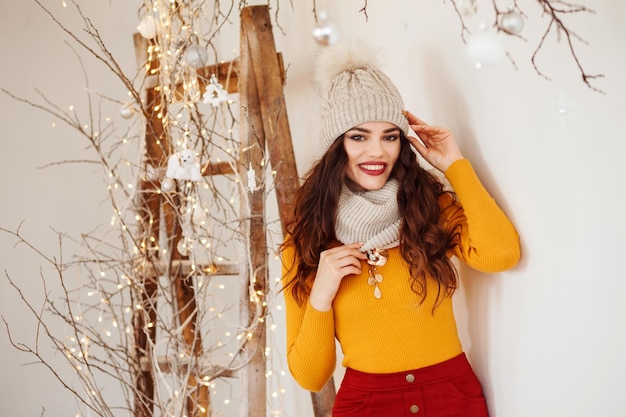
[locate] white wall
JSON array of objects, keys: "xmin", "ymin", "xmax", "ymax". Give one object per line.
[{"xmin": 2, "ymin": 1, "xmax": 626, "ymax": 416}]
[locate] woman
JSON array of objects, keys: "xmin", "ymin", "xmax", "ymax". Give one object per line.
[{"xmin": 281, "ymin": 40, "xmax": 520, "ymax": 416}]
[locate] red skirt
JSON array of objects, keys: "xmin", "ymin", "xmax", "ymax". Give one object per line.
[{"xmin": 332, "ymin": 353, "xmax": 489, "ymax": 417}]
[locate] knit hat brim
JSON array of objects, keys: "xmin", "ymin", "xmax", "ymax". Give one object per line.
[{"xmin": 319, "ymin": 85, "xmax": 410, "ymax": 150}]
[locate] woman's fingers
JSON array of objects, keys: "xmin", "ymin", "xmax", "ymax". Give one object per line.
[
  {"xmin": 310, "ymin": 243, "xmax": 367, "ymax": 310},
  {"xmin": 404, "ymin": 110, "xmax": 429, "ymax": 127},
  {"xmin": 319, "ymin": 243, "xmax": 366, "ymax": 277},
  {"xmin": 324, "ymin": 242, "xmax": 365, "ymax": 259}
]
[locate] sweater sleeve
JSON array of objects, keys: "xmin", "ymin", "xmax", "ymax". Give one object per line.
[
  {"xmin": 281, "ymin": 244, "xmax": 337, "ymax": 392},
  {"xmin": 441, "ymin": 159, "xmax": 521, "ymax": 272}
]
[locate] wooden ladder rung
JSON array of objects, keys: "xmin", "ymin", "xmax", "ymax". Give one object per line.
[
  {"xmin": 201, "ymin": 161, "xmax": 235, "ymax": 176},
  {"xmin": 170, "ymin": 259, "xmax": 241, "ymax": 276},
  {"xmin": 140, "ymin": 356, "xmax": 238, "ymax": 379}
]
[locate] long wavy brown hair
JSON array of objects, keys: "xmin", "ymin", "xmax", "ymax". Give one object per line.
[{"xmin": 281, "ymin": 132, "xmax": 459, "ymax": 310}]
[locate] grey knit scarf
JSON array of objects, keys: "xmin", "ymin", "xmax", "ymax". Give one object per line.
[{"xmin": 335, "ymin": 179, "xmax": 401, "ymax": 252}]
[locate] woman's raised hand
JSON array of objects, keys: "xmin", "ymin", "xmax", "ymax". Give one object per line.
[
  {"xmin": 404, "ymin": 111, "xmax": 464, "ymax": 173},
  {"xmin": 308, "ymin": 242, "xmax": 366, "ymax": 312}
]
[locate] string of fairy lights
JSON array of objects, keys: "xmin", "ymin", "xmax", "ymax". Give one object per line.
[{"xmin": 51, "ymin": 1, "xmax": 290, "ymax": 416}]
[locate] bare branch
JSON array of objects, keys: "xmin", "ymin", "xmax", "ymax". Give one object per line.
[
  {"xmin": 532, "ymin": 0, "xmax": 604, "ymax": 93},
  {"xmin": 358, "ymin": 0, "xmax": 369, "ymax": 21},
  {"xmin": 447, "ymin": 0, "xmax": 605, "ymax": 93}
]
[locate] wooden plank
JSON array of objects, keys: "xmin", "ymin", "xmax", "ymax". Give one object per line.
[
  {"xmin": 133, "ymin": 35, "xmax": 168, "ymax": 169},
  {"xmin": 140, "ymin": 356, "xmax": 237, "ymax": 379},
  {"xmin": 241, "ymin": 6, "xmax": 337, "ymax": 417},
  {"xmin": 144, "ymin": 87, "xmax": 168, "ymax": 168},
  {"xmin": 241, "ymin": 6, "xmax": 299, "ymax": 235},
  {"xmin": 169, "ymin": 259, "xmax": 241, "ymax": 276},
  {"xmin": 239, "ymin": 7, "xmax": 269, "ymax": 417},
  {"xmin": 197, "ymin": 61, "xmax": 240, "ymax": 94},
  {"xmin": 201, "ymin": 161, "xmax": 235, "ymax": 176},
  {"xmin": 133, "ymin": 33, "xmax": 149, "ymax": 71}
]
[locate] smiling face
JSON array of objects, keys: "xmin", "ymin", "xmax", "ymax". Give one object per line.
[{"xmin": 343, "ymin": 121, "xmax": 402, "ymax": 192}]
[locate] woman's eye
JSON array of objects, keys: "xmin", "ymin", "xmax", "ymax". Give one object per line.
[
  {"xmin": 384, "ymin": 135, "xmax": 399, "ymax": 141},
  {"xmin": 348, "ymin": 135, "xmax": 365, "ymax": 141}
]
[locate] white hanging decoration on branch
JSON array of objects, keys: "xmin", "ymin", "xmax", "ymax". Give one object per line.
[
  {"xmin": 137, "ymin": 16, "xmax": 157, "ymax": 39},
  {"xmin": 165, "ymin": 149, "xmax": 203, "ymax": 182},
  {"xmin": 202, "ymin": 74, "xmax": 230, "ymax": 107},
  {"xmin": 120, "ymin": 103, "xmax": 134, "ymax": 119},
  {"xmin": 500, "ymin": 10, "xmax": 524, "ymax": 35},
  {"xmin": 161, "ymin": 177, "xmax": 176, "ymax": 193},
  {"xmin": 466, "ymin": 27, "xmax": 505, "ymax": 69},
  {"xmin": 457, "ymin": 0, "xmax": 479, "ymax": 17},
  {"xmin": 184, "ymin": 42, "xmax": 209, "ymax": 69},
  {"xmin": 247, "ymin": 163, "xmax": 257, "ymax": 192},
  {"xmin": 177, "ymin": 238, "xmax": 191, "ymax": 256},
  {"xmin": 312, "ymin": 10, "xmax": 339, "ymax": 46}
]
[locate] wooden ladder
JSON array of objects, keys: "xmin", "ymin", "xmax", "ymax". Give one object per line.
[{"xmin": 132, "ymin": 5, "xmax": 336, "ymax": 417}]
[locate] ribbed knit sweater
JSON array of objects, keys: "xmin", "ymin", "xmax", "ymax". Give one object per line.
[{"xmin": 281, "ymin": 159, "xmax": 520, "ymax": 392}]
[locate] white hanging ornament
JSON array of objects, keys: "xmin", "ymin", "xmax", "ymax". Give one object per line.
[
  {"xmin": 145, "ymin": 164, "xmax": 160, "ymax": 181},
  {"xmin": 120, "ymin": 103, "xmax": 134, "ymax": 119},
  {"xmin": 312, "ymin": 10, "xmax": 339, "ymax": 46},
  {"xmin": 466, "ymin": 29, "xmax": 505, "ymax": 69},
  {"xmin": 184, "ymin": 43, "xmax": 208, "ymax": 69},
  {"xmin": 457, "ymin": 0, "xmax": 479, "ymax": 17},
  {"xmin": 247, "ymin": 163, "xmax": 257, "ymax": 192},
  {"xmin": 500, "ymin": 10, "xmax": 524, "ymax": 35},
  {"xmin": 202, "ymin": 74, "xmax": 229, "ymax": 107},
  {"xmin": 161, "ymin": 177, "xmax": 176, "ymax": 193},
  {"xmin": 137, "ymin": 16, "xmax": 157, "ymax": 39},
  {"xmin": 177, "ymin": 238, "xmax": 191, "ymax": 256},
  {"xmin": 191, "ymin": 203, "xmax": 209, "ymax": 225},
  {"xmin": 165, "ymin": 149, "xmax": 203, "ymax": 181}
]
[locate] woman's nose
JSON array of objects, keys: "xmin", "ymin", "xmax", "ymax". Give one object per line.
[{"xmin": 366, "ymin": 138, "xmax": 384, "ymax": 156}]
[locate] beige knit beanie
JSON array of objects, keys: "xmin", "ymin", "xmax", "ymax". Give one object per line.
[{"xmin": 314, "ymin": 39, "xmax": 410, "ymax": 152}]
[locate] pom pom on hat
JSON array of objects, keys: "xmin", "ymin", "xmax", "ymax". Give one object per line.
[
  {"xmin": 314, "ymin": 39, "xmax": 382, "ymax": 92},
  {"xmin": 314, "ymin": 39, "xmax": 410, "ymax": 152}
]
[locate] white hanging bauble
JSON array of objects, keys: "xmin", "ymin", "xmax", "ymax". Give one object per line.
[
  {"xmin": 500, "ymin": 11, "xmax": 524, "ymax": 35},
  {"xmin": 192, "ymin": 204, "xmax": 208, "ymax": 225},
  {"xmin": 177, "ymin": 239, "xmax": 190, "ymax": 256},
  {"xmin": 120, "ymin": 103, "xmax": 134, "ymax": 119},
  {"xmin": 137, "ymin": 16, "xmax": 157, "ymax": 39},
  {"xmin": 457, "ymin": 0, "xmax": 479, "ymax": 17},
  {"xmin": 466, "ymin": 30, "xmax": 505, "ymax": 69},
  {"xmin": 184, "ymin": 44, "xmax": 209, "ymax": 69},
  {"xmin": 312, "ymin": 11, "xmax": 339, "ymax": 46},
  {"xmin": 161, "ymin": 177, "xmax": 176, "ymax": 193}
]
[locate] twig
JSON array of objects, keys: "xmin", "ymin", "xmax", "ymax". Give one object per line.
[
  {"xmin": 358, "ymin": 0, "xmax": 369, "ymax": 21},
  {"xmin": 532, "ymin": 0, "xmax": 604, "ymax": 93}
]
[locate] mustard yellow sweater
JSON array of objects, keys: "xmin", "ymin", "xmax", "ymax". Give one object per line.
[{"xmin": 282, "ymin": 159, "xmax": 520, "ymax": 392}]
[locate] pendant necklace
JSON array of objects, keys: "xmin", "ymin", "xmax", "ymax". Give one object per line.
[{"xmin": 365, "ymin": 248, "xmax": 388, "ymax": 299}]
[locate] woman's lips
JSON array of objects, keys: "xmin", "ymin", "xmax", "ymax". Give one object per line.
[{"xmin": 359, "ymin": 163, "xmax": 386, "ymax": 175}]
